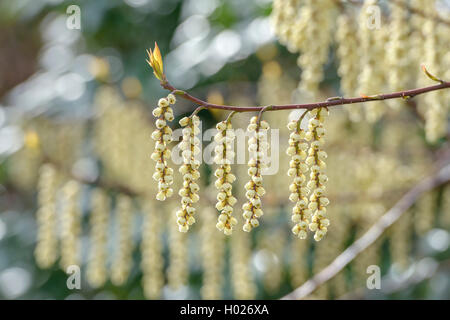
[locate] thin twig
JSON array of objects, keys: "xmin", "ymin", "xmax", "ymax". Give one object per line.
[
  {"xmin": 281, "ymin": 162, "xmax": 450, "ymax": 300},
  {"xmin": 161, "ymin": 79, "xmax": 450, "ymax": 113}
]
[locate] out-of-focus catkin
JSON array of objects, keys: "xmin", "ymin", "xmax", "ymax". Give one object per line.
[
  {"xmin": 231, "ymin": 226, "xmax": 256, "ymax": 299},
  {"xmin": 200, "ymin": 207, "xmax": 225, "ymax": 299},
  {"xmin": 151, "ymin": 95, "xmax": 176, "ymax": 201},
  {"xmin": 111, "ymin": 195, "xmax": 134, "ymax": 286},
  {"xmin": 306, "ymin": 108, "xmax": 330, "ymax": 241},
  {"xmin": 59, "ymin": 180, "xmax": 81, "ymax": 270},
  {"xmin": 286, "ymin": 118, "xmax": 311, "ymax": 239},
  {"xmin": 386, "ymin": 2, "xmax": 411, "ymax": 110},
  {"xmin": 141, "ymin": 198, "xmax": 164, "ymax": 299},
  {"xmin": 214, "ymin": 120, "xmax": 238, "ymax": 235},
  {"xmin": 389, "ymin": 211, "xmax": 412, "ymax": 269},
  {"xmin": 336, "ymin": 13, "xmax": 362, "ymax": 122},
  {"xmin": 177, "ymin": 115, "xmax": 201, "ymax": 232},
  {"xmin": 297, "ymin": 0, "xmax": 336, "ymax": 99},
  {"xmin": 414, "ymin": 191, "xmax": 435, "ymax": 236},
  {"xmin": 168, "ymin": 205, "xmax": 189, "ymax": 289},
  {"xmin": 422, "ymin": 1, "xmax": 447, "ymax": 142},
  {"xmin": 35, "ymin": 164, "xmax": 59, "ymax": 268},
  {"xmin": 358, "ymin": 0, "xmax": 387, "ymax": 122},
  {"xmin": 242, "ymin": 116, "xmax": 270, "ymax": 232},
  {"xmin": 87, "ymin": 188, "xmax": 110, "ymax": 288}
]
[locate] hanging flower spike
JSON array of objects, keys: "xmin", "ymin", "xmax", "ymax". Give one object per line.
[
  {"xmin": 305, "ymin": 108, "xmax": 330, "ymax": 241},
  {"xmin": 151, "ymin": 94, "xmax": 176, "ymax": 201},
  {"xmin": 214, "ymin": 120, "xmax": 238, "ymax": 235},
  {"xmin": 286, "ymin": 119, "xmax": 311, "ymax": 239},
  {"xmin": 242, "ymin": 116, "xmax": 270, "ymax": 232},
  {"xmin": 177, "ymin": 115, "xmax": 201, "ymax": 232}
]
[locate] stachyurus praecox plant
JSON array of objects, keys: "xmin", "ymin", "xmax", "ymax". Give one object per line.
[{"xmin": 146, "ymin": 37, "xmax": 450, "ymax": 242}]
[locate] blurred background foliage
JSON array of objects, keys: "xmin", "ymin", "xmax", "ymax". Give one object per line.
[{"xmin": 0, "ymin": 0, "xmax": 449, "ymax": 300}]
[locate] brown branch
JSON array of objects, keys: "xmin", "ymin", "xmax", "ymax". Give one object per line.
[
  {"xmin": 281, "ymin": 161, "xmax": 450, "ymax": 300},
  {"xmin": 161, "ymin": 79, "xmax": 450, "ymax": 114}
]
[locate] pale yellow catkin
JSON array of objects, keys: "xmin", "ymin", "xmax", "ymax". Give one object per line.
[
  {"xmin": 200, "ymin": 207, "xmax": 225, "ymax": 299},
  {"xmin": 231, "ymin": 226, "xmax": 256, "ymax": 299},
  {"xmin": 290, "ymin": 237, "xmax": 309, "ymax": 287},
  {"xmin": 386, "ymin": 3, "xmax": 411, "ymax": 110},
  {"xmin": 352, "ymin": 204, "xmax": 384, "ymax": 289},
  {"xmin": 358, "ymin": 0, "xmax": 387, "ymax": 122},
  {"xmin": 389, "ymin": 210, "xmax": 412, "ymax": 269},
  {"xmin": 35, "ymin": 164, "xmax": 59, "ymax": 268},
  {"xmin": 213, "ymin": 121, "xmax": 238, "ymax": 235},
  {"xmin": 59, "ymin": 180, "xmax": 81, "ymax": 270},
  {"xmin": 111, "ymin": 194, "xmax": 134, "ymax": 286},
  {"xmin": 151, "ymin": 95, "xmax": 176, "ymax": 201},
  {"xmin": 306, "ymin": 108, "xmax": 330, "ymax": 241},
  {"xmin": 271, "ymin": 0, "xmax": 303, "ymax": 53},
  {"xmin": 336, "ymin": 12, "xmax": 362, "ymax": 122},
  {"xmin": 167, "ymin": 205, "xmax": 189, "ymax": 289},
  {"xmin": 242, "ymin": 116, "xmax": 270, "ymax": 232},
  {"xmin": 141, "ymin": 198, "xmax": 164, "ymax": 299},
  {"xmin": 313, "ymin": 206, "xmax": 350, "ymax": 299},
  {"xmin": 297, "ymin": 0, "xmax": 336, "ymax": 100},
  {"xmin": 177, "ymin": 115, "xmax": 201, "ymax": 232},
  {"xmin": 286, "ymin": 118, "xmax": 311, "ymax": 239},
  {"xmin": 414, "ymin": 191, "xmax": 435, "ymax": 236},
  {"xmin": 441, "ymin": 186, "xmax": 450, "ymax": 228},
  {"xmin": 86, "ymin": 188, "xmax": 110, "ymax": 288},
  {"xmin": 422, "ymin": 0, "xmax": 447, "ymax": 142}
]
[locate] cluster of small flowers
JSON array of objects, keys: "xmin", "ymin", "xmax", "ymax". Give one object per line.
[
  {"xmin": 305, "ymin": 108, "xmax": 330, "ymax": 241},
  {"xmin": 35, "ymin": 164, "xmax": 58, "ymax": 268},
  {"xmin": 242, "ymin": 116, "xmax": 270, "ymax": 232},
  {"xmin": 286, "ymin": 119, "xmax": 311, "ymax": 239},
  {"xmin": 213, "ymin": 121, "xmax": 238, "ymax": 235},
  {"xmin": 111, "ymin": 194, "xmax": 134, "ymax": 286},
  {"xmin": 151, "ymin": 94, "xmax": 176, "ymax": 201},
  {"xmin": 60, "ymin": 180, "xmax": 81, "ymax": 269},
  {"xmin": 176, "ymin": 115, "xmax": 201, "ymax": 232},
  {"xmin": 86, "ymin": 188, "xmax": 109, "ymax": 288}
]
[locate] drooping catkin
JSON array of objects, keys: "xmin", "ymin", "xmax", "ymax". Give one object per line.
[
  {"xmin": 306, "ymin": 108, "xmax": 330, "ymax": 241},
  {"xmin": 151, "ymin": 94, "xmax": 176, "ymax": 201},
  {"xmin": 336, "ymin": 12, "xmax": 362, "ymax": 121},
  {"xmin": 167, "ymin": 205, "xmax": 189, "ymax": 289},
  {"xmin": 141, "ymin": 198, "xmax": 164, "ymax": 299},
  {"xmin": 35, "ymin": 164, "xmax": 59, "ymax": 268},
  {"xmin": 177, "ymin": 115, "xmax": 201, "ymax": 232},
  {"xmin": 358, "ymin": 0, "xmax": 387, "ymax": 122},
  {"xmin": 414, "ymin": 191, "xmax": 435, "ymax": 236},
  {"xmin": 231, "ymin": 226, "xmax": 256, "ymax": 299},
  {"xmin": 213, "ymin": 120, "xmax": 238, "ymax": 235},
  {"xmin": 290, "ymin": 236, "xmax": 309, "ymax": 287},
  {"xmin": 86, "ymin": 188, "xmax": 110, "ymax": 288},
  {"xmin": 242, "ymin": 116, "xmax": 270, "ymax": 232},
  {"xmin": 422, "ymin": 1, "xmax": 447, "ymax": 142},
  {"xmin": 389, "ymin": 211, "xmax": 412, "ymax": 269},
  {"xmin": 59, "ymin": 180, "xmax": 81, "ymax": 270},
  {"xmin": 286, "ymin": 119, "xmax": 311, "ymax": 239},
  {"xmin": 386, "ymin": 2, "xmax": 411, "ymax": 109},
  {"xmin": 200, "ymin": 207, "xmax": 225, "ymax": 299},
  {"xmin": 271, "ymin": 0, "xmax": 302, "ymax": 53},
  {"xmin": 441, "ymin": 186, "xmax": 450, "ymax": 229},
  {"xmin": 296, "ymin": 0, "xmax": 336, "ymax": 99},
  {"xmin": 111, "ymin": 194, "xmax": 134, "ymax": 286}
]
